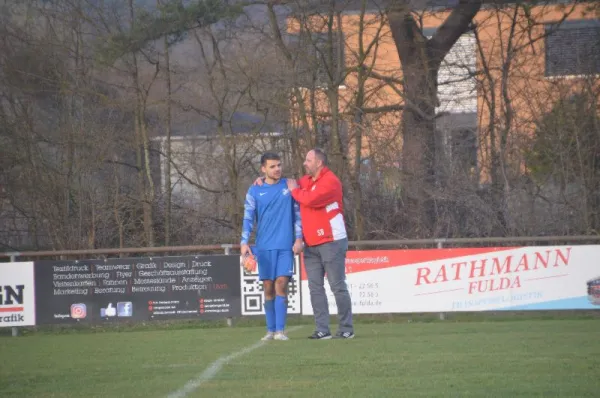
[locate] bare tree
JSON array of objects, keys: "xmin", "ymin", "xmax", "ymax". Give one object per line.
[
  {"xmin": 384, "ymin": 0, "xmax": 482, "ymax": 236},
  {"xmin": 0, "ymin": 1, "xmax": 134, "ymax": 250}
]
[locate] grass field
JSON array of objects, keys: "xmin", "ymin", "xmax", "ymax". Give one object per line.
[{"xmin": 1, "ymin": 319, "xmax": 599, "ymax": 397}]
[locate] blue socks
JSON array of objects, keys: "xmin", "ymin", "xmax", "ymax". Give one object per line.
[
  {"xmin": 264, "ymin": 299, "xmax": 275, "ymax": 332},
  {"xmin": 265, "ymin": 295, "xmax": 288, "ymax": 332},
  {"xmin": 275, "ymin": 295, "xmax": 287, "ymax": 332}
]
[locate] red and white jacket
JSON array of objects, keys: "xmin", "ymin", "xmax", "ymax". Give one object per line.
[{"xmin": 291, "ymin": 167, "xmax": 347, "ymax": 247}]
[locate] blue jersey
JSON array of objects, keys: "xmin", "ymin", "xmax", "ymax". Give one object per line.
[{"xmin": 241, "ymin": 178, "xmax": 302, "ymax": 250}]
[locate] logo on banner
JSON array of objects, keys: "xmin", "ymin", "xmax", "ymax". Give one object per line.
[
  {"xmin": 587, "ymin": 277, "xmax": 600, "ymax": 306},
  {"xmin": 100, "ymin": 303, "xmax": 117, "ymax": 317},
  {"xmin": 414, "ymin": 247, "xmax": 572, "ymax": 295},
  {"xmin": 70, "ymin": 303, "xmax": 87, "ymax": 319},
  {"xmin": 0, "ymin": 285, "xmax": 25, "ymax": 323},
  {"xmin": 117, "ymin": 302, "xmax": 133, "ymax": 317}
]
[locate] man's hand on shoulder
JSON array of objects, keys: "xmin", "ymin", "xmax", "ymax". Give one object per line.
[
  {"xmin": 253, "ymin": 177, "xmax": 265, "ymax": 186},
  {"xmin": 287, "ymin": 178, "xmax": 298, "ymax": 191}
]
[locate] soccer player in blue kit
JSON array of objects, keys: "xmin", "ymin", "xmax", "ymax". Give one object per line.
[{"xmin": 240, "ymin": 152, "xmax": 304, "ymax": 341}]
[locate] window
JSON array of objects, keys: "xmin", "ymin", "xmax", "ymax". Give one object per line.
[
  {"xmin": 451, "ymin": 128, "xmax": 477, "ymax": 172},
  {"xmin": 545, "ymin": 19, "xmax": 600, "ymax": 77},
  {"xmin": 424, "ymin": 27, "xmax": 477, "ymax": 114},
  {"xmin": 436, "ymin": 112, "xmax": 478, "ymax": 177}
]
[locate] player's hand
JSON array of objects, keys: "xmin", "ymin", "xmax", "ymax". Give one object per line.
[
  {"xmin": 287, "ymin": 178, "xmax": 298, "ymax": 190},
  {"xmin": 292, "ymin": 239, "xmax": 304, "ymax": 254},
  {"xmin": 253, "ymin": 177, "xmax": 264, "ymax": 186},
  {"xmin": 240, "ymin": 244, "xmax": 257, "ymax": 272},
  {"xmin": 240, "ymin": 244, "xmax": 251, "ymax": 257},
  {"xmin": 241, "ymin": 252, "xmax": 257, "ymax": 273}
]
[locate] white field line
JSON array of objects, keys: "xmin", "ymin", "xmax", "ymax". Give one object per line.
[{"xmin": 166, "ymin": 326, "xmax": 303, "ymax": 398}]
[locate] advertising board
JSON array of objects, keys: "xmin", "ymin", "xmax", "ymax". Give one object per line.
[
  {"xmin": 0, "ymin": 262, "xmax": 36, "ymax": 327},
  {"xmin": 300, "ymin": 246, "xmax": 600, "ymax": 314},
  {"xmin": 33, "ymin": 255, "xmax": 241, "ymax": 324}
]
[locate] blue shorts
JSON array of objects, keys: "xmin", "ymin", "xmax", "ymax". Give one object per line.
[{"xmin": 256, "ymin": 249, "xmax": 294, "ymax": 281}]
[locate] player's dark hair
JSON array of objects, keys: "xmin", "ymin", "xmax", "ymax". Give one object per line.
[
  {"xmin": 261, "ymin": 152, "xmax": 281, "ymax": 166},
  {"xmin": 312, "ymin": 148, "xmax": 328, "ymax": 166}
]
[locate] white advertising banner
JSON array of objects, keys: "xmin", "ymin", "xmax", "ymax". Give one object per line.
[
  {"xmin": 300, "ymin": 246, "xmax": 600, "ymax": 315},
  {"xmin": 0, "ymin": 262, "xmax": 36, "ymax": 327}
]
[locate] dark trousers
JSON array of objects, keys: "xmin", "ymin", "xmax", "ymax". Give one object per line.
[{"xmin": 304, "ymin": 238, "xmax": 353, "ymax": 333}]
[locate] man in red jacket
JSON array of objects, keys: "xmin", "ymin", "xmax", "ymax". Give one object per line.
[{"xmin": 286, "ymin": 148, "xmax": 354, "ymax": 339}]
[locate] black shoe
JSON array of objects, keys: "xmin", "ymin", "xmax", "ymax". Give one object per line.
[
  {"xmin": 334, "ymin": 331, "xmax": 355, "ymax": 339},
  {"xmin": 308, "ymin": 331, "xmax": 332, "ymax": 340}
]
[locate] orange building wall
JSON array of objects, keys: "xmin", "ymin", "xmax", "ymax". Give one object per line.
[{"xmin": 286, "ymin": 2, "xmax": 598, "ymax": 182}]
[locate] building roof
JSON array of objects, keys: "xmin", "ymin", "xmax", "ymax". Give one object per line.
[
  {"xmin": 285, "ymin": 0, "xmax": 461, "ymax": 15},
  {"xmin": 285, "ymin": 0, "xmax": 541, "ymax": 15},
  {"xmin": 164, "ymin": 111, "xmax": 285, "ymax": 138}
]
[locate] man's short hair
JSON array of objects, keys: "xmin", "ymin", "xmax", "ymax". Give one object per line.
[
  {"xmin": 312, "ymin": 148, "xmax": 328, "ymax": 166},
  {"xmin": 261, "ymin": 152, "xmax": 281, "ymax": 166}
]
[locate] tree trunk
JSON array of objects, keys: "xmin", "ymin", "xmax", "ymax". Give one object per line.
[
  {"xmin": 129, "ymin": 0, "xmax": 155, "ymax": 247},
  {"xmin": 349, "ymin": 0, "xmax": 370, "ymax": 241},
  {"xmin": 399, "ymin": 69, "xmax": 438, "ymax": 236},
  {"xmin": 388, "ymin": 8, "xmax": 438, "ymax": 236},
  {"xmin": 160, "ymin": 0, "xmax": 173, "ymax": 246},
  {"xmin": 388, "ymin": 1, "xmax": 482, "ymax": 237}
]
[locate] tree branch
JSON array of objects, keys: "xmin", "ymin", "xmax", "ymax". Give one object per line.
[
  {"xmin": 428, "ymin": 0, "xmax": 483, "ymax": 65},
  {"xmin": 316, "ymin": 104, "xmax": 404, "ymax": 117}
]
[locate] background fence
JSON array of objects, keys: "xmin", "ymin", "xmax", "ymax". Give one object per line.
[
  {"xmin": 3, "ymin": 235, "xmax": 600, "ymax": 261},
  {"xmin": 2, "ymin": 235, "xmax": 600, "ymax": 337}
]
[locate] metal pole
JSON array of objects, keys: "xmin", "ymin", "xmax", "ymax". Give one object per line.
[
  {"xmin": 221, "ymin": 244, "xmax": 232, "ymax": 255},
  {"xmin": 223, "ymin": 244, "xmax": 233, "ymax": 326},
  {"xmin": 434, "ymin": 241, "xmax": 446, "ymax": 321},
  {"xmin": 9, "ymin": 253, "xmax": 19, "ymax": 337}
]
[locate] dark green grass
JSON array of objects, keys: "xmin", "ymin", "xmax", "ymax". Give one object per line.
[
  {"xmin": 1, "ymin": 319, "xmax": 599, "ymax": 397},
  {"xmin": 204, "ymin": 321, "xmax": 600, "ymax": 397}
]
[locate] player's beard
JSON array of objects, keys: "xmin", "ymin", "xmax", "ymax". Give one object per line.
[{"xmin": 266, "ymin": 171, "xmax": 281, "ymax": 182}]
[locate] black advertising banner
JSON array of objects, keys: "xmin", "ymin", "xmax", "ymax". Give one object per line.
[{"xmin": 33, "ymin": 255, "xmax": 241, "ymax": 325}]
